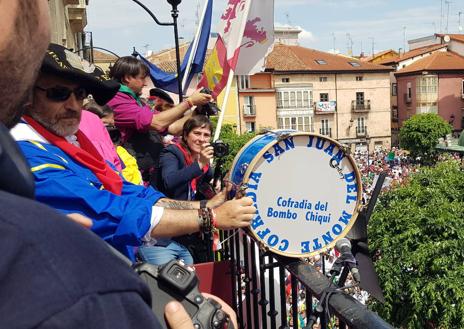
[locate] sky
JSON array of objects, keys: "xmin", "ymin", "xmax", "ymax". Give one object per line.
[{"xmin": 85, "ymin": 0, "xmax": 464, "ymax": 57}]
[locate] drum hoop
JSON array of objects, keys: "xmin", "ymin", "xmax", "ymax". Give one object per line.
[{"xmin": 240, "ymin": 131, "xmax": 363, "ymax": 258}]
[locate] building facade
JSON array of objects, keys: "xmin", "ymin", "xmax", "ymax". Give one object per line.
[
  {"xmin": 238, "ymin": 44, "xmax": 393, "ymax": 151},
  {"xmin": 48, "ymin": 0, "xmax": 89, "ymax": 53},
  {"xmin": 395, "ymin": 51, "xmax": 464, "ymax": 133}
]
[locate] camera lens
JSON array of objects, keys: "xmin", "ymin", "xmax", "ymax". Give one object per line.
[{"xmin": 212, "ymin": 140, "xmax": 229, "ymax": 158}]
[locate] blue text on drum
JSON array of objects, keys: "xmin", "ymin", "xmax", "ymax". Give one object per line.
[{"xmin": 246, "ymin": 135, "xmax": 359, "ymax": 254}]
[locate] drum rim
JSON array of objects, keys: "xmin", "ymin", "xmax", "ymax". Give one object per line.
[{"xmin": 237, "ymin": 131, "xmax": 363, "ymax": 258}]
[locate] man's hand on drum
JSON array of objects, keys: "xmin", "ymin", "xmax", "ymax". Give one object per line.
[
  {"xmin": 213, "ymin": 196, "xmax": 255, "ymax": 230},
  {"xmin": 198, "ymin": 143, "xmax": 214, "ymax": 170}
]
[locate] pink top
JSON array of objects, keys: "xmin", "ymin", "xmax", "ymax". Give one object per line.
[
  {"xmin": 79, "ymin": 110, "xmax": 122, "ymax": 171},
  {"xmin": 107, "ymin": 92, "xmax": 155, "ymax": 143}
]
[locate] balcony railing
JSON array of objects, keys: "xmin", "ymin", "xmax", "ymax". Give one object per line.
[
  {"xmin": 243, "ymin": 104, "xmax": 256, "ymax": 117},
  {"xmin": 356, "ymin": 126, "xmax": 367, "ymax": 137},
  {"xmin": 351, "ymin": 100, "xmax": 371, "ymax": 112},
  {"xmin": 319, "ymin": 127, "xmax": 332, "ymax": 137},
  {"xmin": 404, "ymin": 93, "xmax": 412, "ymax": 104}
]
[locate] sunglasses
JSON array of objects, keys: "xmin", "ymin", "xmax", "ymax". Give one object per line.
[{"xmin": 35, "ymin": 85, "xmax": 88, "ymax": 102}]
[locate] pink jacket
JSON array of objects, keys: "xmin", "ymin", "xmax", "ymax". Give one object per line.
[{"xmin": 79, "ymin": 110, "xmax": 122, "ymax": 171}]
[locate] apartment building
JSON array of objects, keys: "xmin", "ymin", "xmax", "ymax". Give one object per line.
[
  {"xmin": 395, "ymin": 51, "xmax": 464, "ymax": 133},
  {"xmin": 48, "ymin": 0, "xmax": 89, "ymax": 53},
  {"xmin": 246, "ymin": 44, "xmax": 393, "ymax": 151}
]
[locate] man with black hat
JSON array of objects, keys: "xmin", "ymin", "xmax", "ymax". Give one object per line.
[
  {"xmin": 11, "ymin": 43, "xmax": 255, "ymax": 263},
  {"xmin": 149, "ymin": 87, "xmax": 175, "ymax": 111}
]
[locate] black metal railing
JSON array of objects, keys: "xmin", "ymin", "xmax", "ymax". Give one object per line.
[
  {"xmin": 351, "ymin": 100, "xmax": 371, "ymax": 112},
  {"xmin": 319, "ymin": 127, "xmax": 332, "ymax": 137},
  {"xmin": 205, "ymin": 173, "xmax": 394, "ymax": 329},
  {"xmin": 356, "ymin": 126, "xmax": 367, "ymax": 137},
  {"xmin": 404, "ymin": 93, "xmax": 412, "ymax": 104},
  {"xmin": 243, "ymin": 104, "xmax": 257, "ymax": 117},
  {"xmin": 211, "ymin": 229, "xmax": 393, "ymax": 329}
]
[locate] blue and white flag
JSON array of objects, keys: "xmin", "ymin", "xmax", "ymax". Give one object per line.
[{"xmin": 136, "ymin": 0, "xmax": 212, "ymax": 95}]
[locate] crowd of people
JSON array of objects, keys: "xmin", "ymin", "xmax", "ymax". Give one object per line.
[{"xmin": 353, "ymin": 147, "xmax": 420, "ymax": 203}]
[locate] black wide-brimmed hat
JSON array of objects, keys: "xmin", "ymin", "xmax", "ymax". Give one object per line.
[
  {"xmin": 40, "ymin": 43, "xmax": 119, "ymax": 105},
  {"xmin": 149, "ymin": 88, "xmax": 174, "ymax": 105}
]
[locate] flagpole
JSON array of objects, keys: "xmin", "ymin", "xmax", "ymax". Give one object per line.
[
  {"xmin": 214, "ymin": 0, "xmax": 252, "ymax": 141},
  {"xmin": 214, "ymin": 70, "xmax": 235, "ymax": 141},
  {"xmin": 182, "ymin": 0, "xmax": 209, "ymax": 93}
]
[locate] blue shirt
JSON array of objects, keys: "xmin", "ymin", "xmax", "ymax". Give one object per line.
[{"xmin": 13, "ymin": 123, "xmax": 164, "ymax": 260}]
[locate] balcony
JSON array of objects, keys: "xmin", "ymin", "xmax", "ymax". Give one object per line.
[
  {"xmin": 404, "ymin": 93, "xmax": 412, "ymax": 104},
  {"xmin": 64, "ymin": 0, "xmax": 80, "ymax": 5},
  {"xmin": 243, "ymin": 104, "xmax": 256, "ymax": 117},
  {"xmin": 351, "ymin": 100, "xmax": 371, "ymax": 112},
  {"xmin": 319, "ymin": 128, "xmax": 332, "ymax": 137},
  {"xmin": 67, "ymin": 4, "xmax": 87, "ymax": 32},
  {"xmin": 356, "ymin": 126, "xmax": 367, "ymax": 137}
]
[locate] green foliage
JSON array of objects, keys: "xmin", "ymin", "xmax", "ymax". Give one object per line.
[
  {"xmin": 399, "ymin": 113, "xmax": 451, "ymax": 163},
  {"xmin": 212, "ymin": 121, "xmax": 256, "ymax": 172},
  {"xmin": 368, "ymin": 160, "xmax": 464, "ymax": 328}
]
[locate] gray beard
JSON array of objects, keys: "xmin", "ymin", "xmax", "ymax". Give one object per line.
[{"xmin": 29, "ymin": 112, "xmax": 79, "ymax": 137}]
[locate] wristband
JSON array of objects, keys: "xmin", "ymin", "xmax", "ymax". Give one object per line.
[
  {"xmin": 185, "ymin": 98, "xmax": 194, "ymax": 109},
  {"xmin": 209, "ymin": 208, "xmax": 218, "ymax": 231},
  {"xmin": 200, "ymin": 199, "xmax": 208, "ymax": 209},
  {"xmin": 197, "ymin": 208, "xmax": 212, "ymax": 234}
]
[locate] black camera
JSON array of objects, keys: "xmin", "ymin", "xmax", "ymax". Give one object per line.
[
  {"xmin": 134, "ymin": 260, "xmax": 229, "ymax": 329},
  {"xmin": 195, "ymin": 88, "xmax": 220, "ymax": 117},
  {"xmin": 211, "ymin": 140, "xmax": 229, "ymax": 158}
]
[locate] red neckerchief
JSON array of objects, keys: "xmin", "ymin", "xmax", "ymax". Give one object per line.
[
  {"xmin": 23, "ymin": 115, "xmax": 123, "ymax": 195},
  {"xmin": 175, "ymin": 142, "xmax": 209, "ymax": 195}
]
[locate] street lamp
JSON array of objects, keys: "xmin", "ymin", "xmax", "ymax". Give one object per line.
[{"xmin": 131, "ymin": 0, "xmax": 184, "ymax": 102}]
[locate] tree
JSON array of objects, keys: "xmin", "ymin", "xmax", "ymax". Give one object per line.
[
  {"xmin": 368, "ymin": 160, "xmax": 464, "ymax": 328},
  {"xmin": 399, "ymin": 113, "xmax": 452, "ymax": 164}
]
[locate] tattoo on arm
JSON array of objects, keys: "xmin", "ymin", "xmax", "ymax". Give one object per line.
[{"xmin": 156, "ymin": 198, "xmax": 198, "ymax": 210}]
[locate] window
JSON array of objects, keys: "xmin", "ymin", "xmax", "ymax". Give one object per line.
[
  {"xmin": 357, "ymin": 117, "xmax": 366, "ymax": 133},
  {"xmin": 406, "ymin": 82, "xmax": 412, "ymax": 101},
  {"xmin": 356, "ymin": 92, "xmax": 365, "ymax": 105},
  {"xmin": 239, "ymin": 75, "xmax": 250, "ymax": 89},
  {"xmin": 276, "ymin": 89, "xmax": 312, "ymax": 109},
  {"xmin": 245, "ymin": 122, "xmax": 255, "ymax": 133},
  {"xmin": 416, "ymin": 76, "xmax": 437, "ymax": 94},
  {"xmin": 356, "ymin": 76, "xmax": 363, "ymax": 81},
  {"xmin": 282, "ymin": 77, "xmax": 290, "ymax": 83},
  {"xmin": 462, "ymin": 79, "xmax": 464, "ymax": 98},
  {"xmin": 283, "ymin": 92, "xmax": 289, "ymax": 107},
  {"xmin": 290, "ymin": 91, "xmax": 296, "ymax": 107},
  {"xmin": 303, "ymin": 90, "xmax": 311, "ymax": 107},
  {"xmin": 415, "ymin": 76, "xmax": 438, "ymax": 113},
  {"xmin": 392, "ymin": 106, "xmax": 398, "ymax": 120},
  {"xmin": 319, "ymin": 76, "xmax": 328, "ymax": 82},
  {"xmin": 315, "ymin": 59, "xmax": 327, "ymax": 65},
  {"xmin": 278, "ymin": 116, "xmax": 312, "ymax": 132},
  {"xmin": 392, "ymin": 83, "xmax": 397, "ymax": 96},
  {"xmin": 276, "ymin": 92, "xmax": 282, "ymax": 108},
  {"xmin": 320, "ymin": 93, "xmax": 329, "ymax": 102},
  {"xmin": 243, "ymin": 96, "xmax": 255, "ymax": 115},
  {"xmin": 296, "ymin": 92, "xmax": 303, "ymax": 107},
  {"xmin": 348, "ymin": 61, "xmax": 361, "ymax": 67},
  {"xmin": 320, "ymin": 119, "xmax": 330, "ymax": 136}
]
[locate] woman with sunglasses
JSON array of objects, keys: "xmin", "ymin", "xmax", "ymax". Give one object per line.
[{"xmin": 137, "ymin": 115, "xmax": 215, "ymax": 265}]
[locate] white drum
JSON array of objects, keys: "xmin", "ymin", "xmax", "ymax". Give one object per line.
[{"xmin": 229, "ymin": 130, "xmax": 362, "ymax": 258}]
